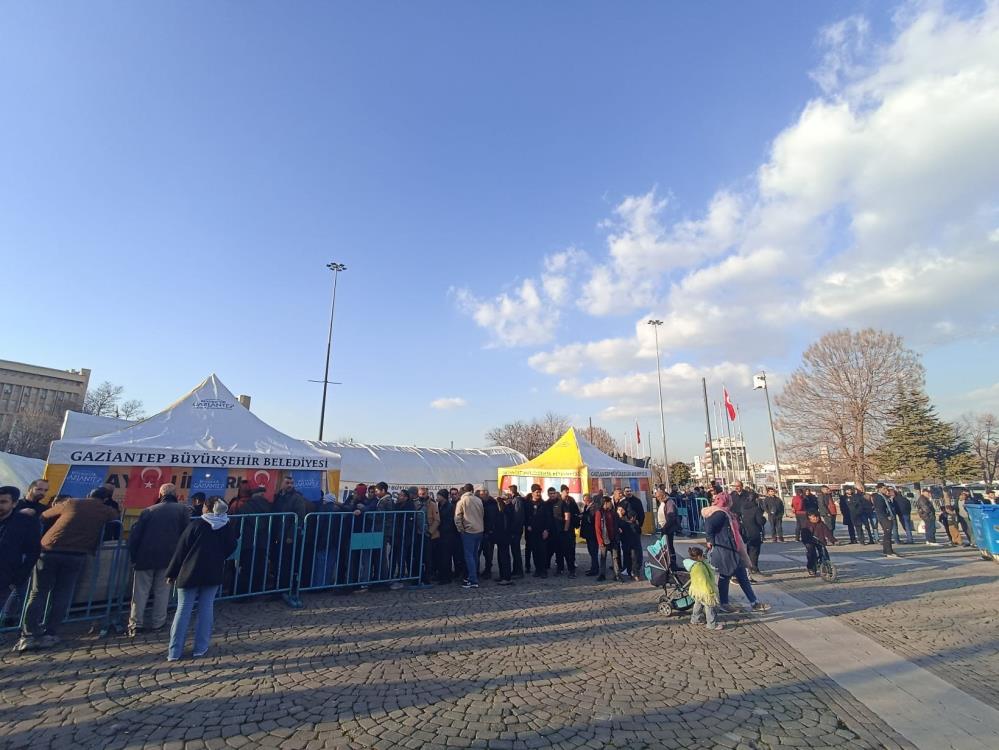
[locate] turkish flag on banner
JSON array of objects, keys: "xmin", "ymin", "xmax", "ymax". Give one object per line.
[
  {"xmin": 723, "ymin": 387, "xmax": 737, "ymax": 422},
  {"xmin": 126, "ymin": 466, "xmax": 173, "ymax": 509},
  {"xmin": 239, "ymin": 467, "xmax": 279, "ymax": 500}
]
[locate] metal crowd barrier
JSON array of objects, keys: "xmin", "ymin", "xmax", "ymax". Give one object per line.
[
  {"xmin": 0, "ymin": 520, "xmax": 125, "ymax": 636},
  {"xmin": 298, "ymin": 510, "xmax": 427, "ymax": 592},
  {"xmin": 677, "ymin": 497, "xmax": 710, "ymax": 535}
]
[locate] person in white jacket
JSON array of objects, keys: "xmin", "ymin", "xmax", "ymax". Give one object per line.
[{"xmin": 454, "ymin": 484, "xmax": 484, "ymax": 589}]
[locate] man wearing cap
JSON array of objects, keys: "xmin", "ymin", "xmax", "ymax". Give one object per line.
[{"xmin": 127, "ymin": 483, "xmax": 190, "ymax": 636}]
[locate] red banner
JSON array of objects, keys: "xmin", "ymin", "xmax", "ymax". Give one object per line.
[{"xmin": 126, "ymin": 466, "xmax": 173, "ymax": 509}]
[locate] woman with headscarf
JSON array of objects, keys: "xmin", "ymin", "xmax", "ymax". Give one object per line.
[
  {"xmin": 702, "ymin": 492, "xmax": 771, "ymax": 614},
  {"xmin": 165, "ymin": 497, "xmax": 239, "ymax": 660}
]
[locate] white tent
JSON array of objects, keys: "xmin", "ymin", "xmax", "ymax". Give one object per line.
[
  {"xmin": 46, "ymin": 375, "xmax": 340, "ymax": 507},
  {"xmin": 60, "ymin": 410, "xmax": 134, "ymax": 440},
  {"xmin": 0, "ymin": 451, "xmax": 45, "ymax": 492},
  {"xmin": 307, "ymin": 441, "xmax": 526, "ymax": 497}
]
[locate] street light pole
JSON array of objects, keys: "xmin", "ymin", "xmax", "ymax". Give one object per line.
[
  {"xmin": 318, "ymin": 262, "xmax": 346, "ymax": 442},
  {"xmin": 754, "ymin": 370, "xmax": 784, "ymax": 499},
  {"xmin": 647, "ymin": 320, "xmax": 671, "ymax": 493}
]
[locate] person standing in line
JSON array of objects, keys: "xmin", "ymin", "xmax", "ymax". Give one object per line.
[
  {"xmin": 762, "ymin": 487, "xmax": 785, "ymax": 543},
  {"xmin": 435, "ymin": 489, "xmax": 462, "ymax": 584},
  {"xmin": 840, "ymin": 488, "xmax": 858, "ymax": 544},
  {"xmin": 579, "ymin": 493, "xmax": 600, "ymax": 576},
  {"xmin": 0, "ymin": 486, "xmax": 40, "ymax": 628},
  {"xmin": 655, "ymin": 487, "xmax": 680, "ymax": 568},
  {"xmin": 417, "ymin": 487, "xmax": 439, "ymax": 584},
  {"xmin": 480, "ymin": 488, "xmax": 499, "ymax": 581},
  {"xmin": 557, "ymin": 485, "xmax": 579, "ymax": 578},
  {"xmin": 524, "ymin": 485, "xmax": 552, "ymax": 578},
  {"xmin": 872, "ymin": 484, "xmax": 898, "ymax": 558},
  {"xmin": 858, "ymin": 491, "xmax": 879, "ymax": 543},
  {"xmin": 127, "ymin": 483, "xmax": 191, "ymax": 637},
  {"xmin": 816, "ymin": 485, "xmax": 834, "ymax": 534},
  {"xmin": 702, "ymin": 493, "xmax": 771, "ymax": 613},
  {"xmin": 165, "ymin": 497, "xmax": 239, "ymax": 660},
  {"xmin": 491, "ymin": 492, "xmax": 515, "ymax": 586},
  {"xmin": 15, "ymin": 492, "xmax": 118, "ymax": 652},
  {"xmin": 615, "ymin": 504, "xmax": 643, "ymax": 582},
  {"xmin": 594, "ymin": 496, "xmax": 622, "ymax": 582},
  {"xmin": 544, "ymin": 488, "xmax": 564, "ymax": 574},
  {"xmin": 454, "ymin": 484, "xmax": 484, "ymax": 589},
  {"xmin": 15, "ymin": 479, "xmax": 49, "ymax": 519},
  {"xmin": 916, "ymin": 489, "xmax": 940, "ymax": 546},
  {"xmin": 507, "ymin": 485, "xmax": 526, "ymax": 579},
  {"xmin": 683, "ymin": 546, "xmax": 721, "ymax": 631}
]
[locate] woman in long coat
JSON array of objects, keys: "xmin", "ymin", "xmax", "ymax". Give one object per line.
[{"xmin": 703, "ymin": 492, "xmax": 770, "ymax": 614}]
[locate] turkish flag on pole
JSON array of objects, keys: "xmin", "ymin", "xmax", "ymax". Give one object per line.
[
  {"xmin": 635, "ymin": 420, "xmax": 641, "ymax": 445},
  {"xmin": 723, "ymin": 387, "xmax": 737, "ymax": 422}
]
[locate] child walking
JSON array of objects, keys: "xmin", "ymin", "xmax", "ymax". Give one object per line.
[{"xmin": 683, "ymin": 546, "xmax": 722, "ymax": 631}]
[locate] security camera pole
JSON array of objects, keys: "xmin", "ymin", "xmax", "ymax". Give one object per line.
[
  {"xmin": 318, "ymin": 262, "xmax": 347, "ymax": 441},
  {"xmin": 647, "ymin": 319, "xmax": 671, "ymax": 493}
]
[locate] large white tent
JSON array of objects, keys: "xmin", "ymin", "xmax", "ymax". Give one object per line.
[
  {"xmin": 60, "ymin": 410, "xmax": 135, "ymax": 440},
  {"xmin": 307, "ymin": 441, "xmax": 526, "ymax": 498},
  {"xmin": 45, "ymin": 375, "xmax": 341, "ymax": 508},
  {"xmin": 0, "ymin": 451, "xmax": 45, "ymax": 491}
]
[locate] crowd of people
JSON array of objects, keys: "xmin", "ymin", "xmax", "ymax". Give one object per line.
[{"xmin": 2, "ymin": 474, "xmax": 991, "ymax": 659}]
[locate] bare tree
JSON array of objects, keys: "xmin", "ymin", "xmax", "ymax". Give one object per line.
[
  {"xmin": 0, "ymin": 411, "xmax": 62, "ymax": 459},
  {"xmin": 774, "ymin": 328, "xmax": 924, "ymax": 488},
  {"xmin": 958, "ymin": 412, "xmax": 999, "ymax": 483},
  {"xmin": 576, "ymin": 425, "xmax": 620, "ymax": 455},
  {"xmin": 487, "ymin": 413, "xmax": 597, "ymax": 459},
  {"xmin": 83, "ymin": 380, "xmax": 144, "ymax": 419}
]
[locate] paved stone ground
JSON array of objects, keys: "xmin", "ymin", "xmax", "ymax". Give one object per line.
[
  {"xmin": 1, "ymin": 576, "xmax": 909, "ymax": 749},
  {"xmin": 754, "ymin": 538, "xmax": 999, "ymax": 711},
  {"xmin": 1, "ymin": 535, "xmax": 993, "ymax": 750}
]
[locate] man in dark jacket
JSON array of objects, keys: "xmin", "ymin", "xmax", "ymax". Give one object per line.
[
  {"xmin": 556, "ymin": 485, "xmax": 579, "ymax": 578},
  {"xmin": 127, "ymin": 483, "xmax": 191, "ymax": 636},
  {"xmin": 816, "ymin": 486, "xmax": 835, "ymax": 533},
  {"xmin": 525, "ymin": 485, "xmax": 553, "ymax": 578},
  {"xmin": 740, "ymin": 496, "xmax": 766, "ymax": 575},
  {"xmin": 507, "ymin": 486, "xmax": 526, "ymax": 578},
  {"xmin": 729, "ymin": 481, "xmax": 754, "ymax": 523},
  {"xmin": 762, "ymin": 488, "xmax": 785, "ymax": 542},
  {"xmin": 872, "ymin": 485, "xmax": 897, "ymax": 557},
  {"xmin": 436, "ymin": 488, "xmax": 462, "ymax": 583},
  {"xmin": 0, "ymin": 486, "xmax": 41, "ymax": 627},
  {"xmin": 839, "ymin": 489, "xmax": 857, "ymax": 544},
  {"xmin": 579, "ymin": 493, "xmax": 599, "ymax": 576},
  {"xmin": 15, "ymin": 479, "xmax": 48, "ymax": 519},
  {"xmin": 15, "ymin": 494, "xmax": 118, "ymax": 651},
  {"xmin": 273, "ymin": 477, "xmax": 311, "ymax": 591},
  {"xmin": 232, "ymin": 486, "xmax": 273, "ymax": 596},
  {"xmin": 891, "ymin": 489, "xmax": 914, "ymax": 544}
]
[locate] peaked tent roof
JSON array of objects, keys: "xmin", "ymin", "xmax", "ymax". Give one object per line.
[
  {"xmin": 307, "ymin": 441, "xmax": 526, "ymax": 487},
  {"xmin": 498, "ymin": 428, "xmax": 649, "ymax": 478},
  {"xmin": 48, "ymin": 375, "xmax": 339, "ymax": 468},
  {"xmin": 61, "ymin": 411, "xmax": 135, "ymax": 440}
]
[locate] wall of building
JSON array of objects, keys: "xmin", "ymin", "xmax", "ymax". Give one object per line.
[{"xmin": 0, "ymin": 359, "xmax": 91, "ymax": 439}]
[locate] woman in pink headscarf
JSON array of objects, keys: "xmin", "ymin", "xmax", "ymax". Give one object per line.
[{"xmin": 702, "ymin": 491, "xmax": 771, "ymax": 614}]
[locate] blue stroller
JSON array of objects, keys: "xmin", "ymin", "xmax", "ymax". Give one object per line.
[{"xmin": 644, "ymin": 536, "xmax": 694, "ymax": 617}]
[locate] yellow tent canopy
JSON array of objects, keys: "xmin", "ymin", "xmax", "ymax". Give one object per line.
[{"xmin": 497, "ymin": 428, "xmax": 652, "ymax": 526}]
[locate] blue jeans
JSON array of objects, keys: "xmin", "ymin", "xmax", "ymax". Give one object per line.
[
  {"xmin": 461, "ymin": 533, "xmax": 483, "ymax": 584},
  {"xmin": 900, "ymin": 515, "xmax": 914, "ymax": 544},
  {"xmin": 718, "ymin": 566, "xmax": 757, "ymax": 606},
  {"xmin": 168, "ymin": 585, "xmax": 219, "ymax": 659}
]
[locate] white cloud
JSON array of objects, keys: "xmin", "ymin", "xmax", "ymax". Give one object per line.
[
  {"xmin": 459, "ymin": 2, "xmax": 999, "ymax": 425},
  {"xmin": 430, "ymin": 397, "xmax": 467, "ymax": 410}
]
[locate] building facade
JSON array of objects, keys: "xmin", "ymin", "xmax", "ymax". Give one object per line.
[{"xmin": 0, "ymin": 359, "xmax": 91, "ymax": 441}]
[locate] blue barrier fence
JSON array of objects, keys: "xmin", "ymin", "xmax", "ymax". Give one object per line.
[
  {"xmin": 677, "ymin": 497, "xmax": 710, "ymax": 535},
  {"xmin": 2, "ymin": 510, "xmax": 429, "ymax": 638}
]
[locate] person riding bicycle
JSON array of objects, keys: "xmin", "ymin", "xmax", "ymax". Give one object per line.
[{"xmin": 800, "ymin": 510, "xmax": 836, "ymax": 577}]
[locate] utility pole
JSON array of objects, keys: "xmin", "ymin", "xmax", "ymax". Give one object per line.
[
  {"xmin": 702, "ymin": 378, "xmax": 714, "ymax": 485},
  {"xmin": 647, "ymin": 320, "xmax": 671, "ymax": 492},
  {"xmin": 754, "ymin": 371, "xmax": 785, "ymax": 498},
  {"xmin": 318, "ymin": 262, "xmax": 346, "ymax": 441}
]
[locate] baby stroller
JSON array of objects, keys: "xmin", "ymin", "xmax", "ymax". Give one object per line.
[{"xmin": 644, "ymin": 536, "xmax": 694, "ymax": 617}]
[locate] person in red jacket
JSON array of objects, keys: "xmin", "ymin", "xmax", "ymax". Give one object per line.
[
  {"xmin": 594, "ymin": 496, "xmax": 622, "ymax": 582},
  {"xmin": 791, "ymin": 492, "xmax": 806, "ymax": 541}
]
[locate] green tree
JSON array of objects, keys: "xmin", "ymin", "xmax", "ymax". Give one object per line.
[
  {"xmin": 669, "ymin": 462, "xmax": 692, "ymax": 488},
  {"xmin": 874, "ymin": 388, "xmax": 977, "ymax": 483}
]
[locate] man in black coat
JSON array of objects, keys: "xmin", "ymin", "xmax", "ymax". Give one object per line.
[
  {"xmin": 872, "ymin": 484, "xmax": 897, "ymax": 557},
  {"xmin": 0, "ymin": 486, "xmax": 41, "ymax": 628},
  {"xmin": 507, "ymin": 486, "xmax": 526, "ymax": 578},
  {"xmin": 579, "ymin": 492, "xmax": 600, "ymax": 576},
  {"xmin": 762, "ymin": 488, "xmax": 785, "ymax": 542},
  {"xmin": 127, "ymin": 483, "xmax": 191, "ymax": 635},
  {"xmin": 740, "ymin": 495, "xmax": 766, "ymax": 574},
  {"xmin": 436, "ymin": 489, "xmax": 462, "ymax": 583},
  {"xmin": 524, "ymin": 485, "xmax": 553, "ymax": 578},
  {"xmin": 839, "ymin": 489, "xmax": 858, "ymax": 544},
  {"xmin": 555, "ymin": 485, "xmax": 579, "ymax": 578}
]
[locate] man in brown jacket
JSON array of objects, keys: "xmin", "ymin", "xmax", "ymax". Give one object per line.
[{"xmin": 15, "ymin": 494, "xmax": 118, "ymax": 652}]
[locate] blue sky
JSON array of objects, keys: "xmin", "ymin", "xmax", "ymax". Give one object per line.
[{"xmin": 3, "ymin": 1, "xmax": 998, "ymax": 464}]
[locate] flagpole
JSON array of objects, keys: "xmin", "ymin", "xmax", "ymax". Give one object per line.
[
  {"xmin": 723, "ymin": 387, "xmax": 735, "ymax": 486},
  {"xmin": 702, "ymin": 378, "xmax": 714, "ymax": 485}
]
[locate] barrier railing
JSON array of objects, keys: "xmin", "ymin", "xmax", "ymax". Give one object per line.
[
  {"xmin": 1, "ymin": 520, "xmax": 125, "ymax": 636},
  {"xmin": 299, "ymin": 509, "xmax": 427, "ymax": 592},
  {"xmin": 677, "ymin": 497, "xmax": 710, "ymax": 535},
  {"xmin": 3, "ymin": 509, "xmax": 433, "ymax": 639}
]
